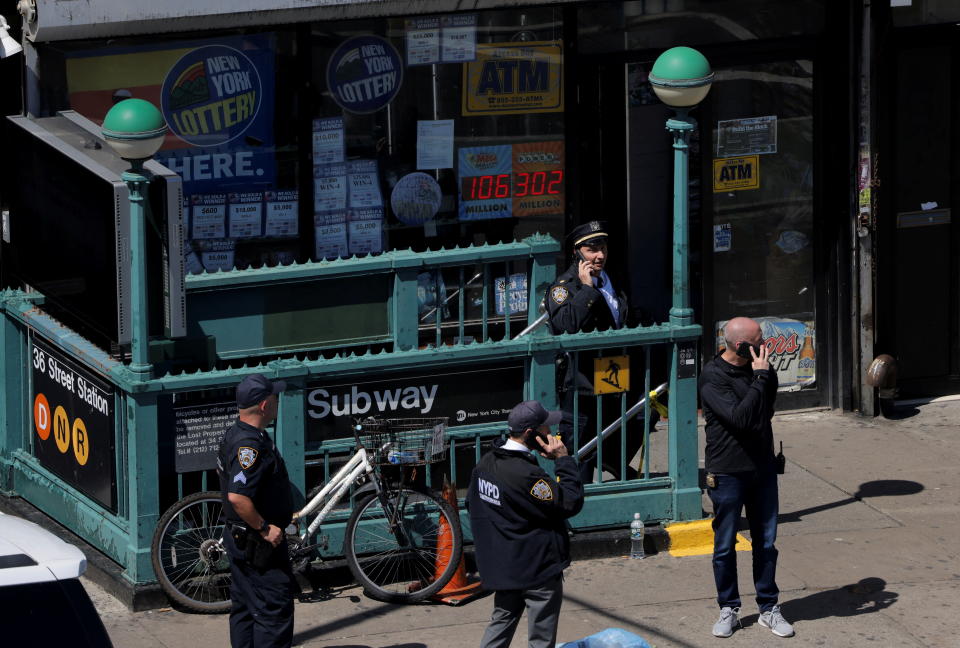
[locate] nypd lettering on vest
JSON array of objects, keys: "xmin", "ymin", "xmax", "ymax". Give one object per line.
[{"xmin": 478, "ymin": 478, "xmax": 501, "ymax": 506}]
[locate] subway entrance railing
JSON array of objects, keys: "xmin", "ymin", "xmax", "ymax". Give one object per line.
[{"xmin": 0, "ymin": 234, "xmax": 701, "ymax": 586}]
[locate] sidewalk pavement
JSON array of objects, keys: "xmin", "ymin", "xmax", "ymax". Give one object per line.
[{"xmin": 84, "ymin": 400, "xmax": 960, "ymax": 647}]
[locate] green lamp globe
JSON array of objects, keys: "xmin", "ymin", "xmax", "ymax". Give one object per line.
[
  {"xmin": 102, "ymin": 98, "xmax": 168, "ymax": 161},
  {"xmin": 649, "ymin": 46, "xmax": 714, "ymax": 108}
]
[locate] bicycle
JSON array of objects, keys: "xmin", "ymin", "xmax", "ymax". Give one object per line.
[{"xmin": 150, "ymin": 417, "xmax": 464, "ymax": 613}]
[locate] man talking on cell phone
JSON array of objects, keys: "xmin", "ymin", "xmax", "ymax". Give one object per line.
[
  {"xmin": 699, "ymin": 317, "xmax": 794, "ymax": 639},
  {"xmin": 545, "ymin": 221, "xmax": 646, "ymax": 483}
]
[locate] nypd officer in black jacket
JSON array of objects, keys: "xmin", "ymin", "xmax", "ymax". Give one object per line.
[
  {"xmin": 546, "ymin": 221, "xmax": 634, "ymax": 481},
  {"xmin": 218, "ymin": 373, "xmax": 297, "ymax": 648},
  {"xmin": 467, "ymin": 400, "xmax": 585, "ymax": 648}
]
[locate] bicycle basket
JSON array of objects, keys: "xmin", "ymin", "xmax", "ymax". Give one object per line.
[{"xmin": 357, "ymin": 417, "xmax": 448, "ymax": 466}]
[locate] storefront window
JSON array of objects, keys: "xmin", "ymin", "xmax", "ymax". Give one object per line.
[
  {"xmin": 41, "ymin": 7, "xmax": 566, "ymax": 283},
  {"xmin": 578, "ymin": 0, "xmax": 824, "ymax": 54},
  {"xmin": 891, "ymin": 0, "xmax": 960, "ymax": 26},
  {"xmin": 708, "ymin": 60, "xmax": 816, "ymax": 390},
  {"xmin": 45, "ymin": 32, "xmax": 300, "ymax": 273},
  {"xmin": 308, "ymin": 8, "xmax": 565, "ymax": 261}
]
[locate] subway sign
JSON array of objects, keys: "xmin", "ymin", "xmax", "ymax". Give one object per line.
[
  {"xmin": 463, "ymin": 41, "xmax": 563, "ymax": 116},
  {"xmin": 30, "ymin": 333, "xmax": 116, "ymax": 511}
]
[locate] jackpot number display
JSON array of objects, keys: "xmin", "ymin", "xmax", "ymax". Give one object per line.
[{"xmin": 461, "ymin": 170, "xmax": 564, "ymax": 201}]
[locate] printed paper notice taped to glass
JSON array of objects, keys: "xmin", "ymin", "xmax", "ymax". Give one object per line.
[
  {"xmin": 716, "ymin": 116, "xmax": 777, "ymax": 158},
  {"xmin": 462, "ymin": 41, "xmax": 563, "ymax": 116},
  {"xmin": 713, "ymin": 156, "xmax": 760, "ymax": 192},
  {"xmin": 716, "ymin": 317, "xmax": 815, "ymax": 391}
]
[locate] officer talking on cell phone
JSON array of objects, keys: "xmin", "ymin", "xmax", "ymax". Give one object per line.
[
  {"xmin": 217, "ymin": 373, "xmax": 297, "ymax": 648},
  {"xmin": 545, "ymin": 221, "xmax": 639, "ymax": 481}
]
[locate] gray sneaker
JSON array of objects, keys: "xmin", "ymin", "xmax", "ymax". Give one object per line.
[
  {"xmin": 712, "ymin": 606, "xmax": 741, "ymax": 638},
  {"xmin": 758, "ymin": 605, "xmax": 795, "ymax": 637}
]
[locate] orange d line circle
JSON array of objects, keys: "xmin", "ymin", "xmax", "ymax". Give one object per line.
[{"xmin": 33, "ymin": 393, "xmax": 50, "ymax": 441}]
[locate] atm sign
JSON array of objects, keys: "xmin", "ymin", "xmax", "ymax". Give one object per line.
[{"xmin": 713, "ymin": 155, "xmax": 760, "ymax": 191}]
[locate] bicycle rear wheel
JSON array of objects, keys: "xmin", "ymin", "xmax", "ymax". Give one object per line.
[
  {"xmin": 151, "ymin": 491, "xmax": 232, "ymax": 613},
  {"xmin": 344, "ymin": 487, "xmax": 463, "ymax": 603}
]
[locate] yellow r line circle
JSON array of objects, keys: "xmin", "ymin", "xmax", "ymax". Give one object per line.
[{"xmin": 72, "ymin": 417, "xmax": 90, "ymax": 466}]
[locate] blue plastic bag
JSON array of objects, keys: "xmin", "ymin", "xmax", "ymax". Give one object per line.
[{"xmin": 558, "ymin": 628, "xmax": 652, "ymax": 648}]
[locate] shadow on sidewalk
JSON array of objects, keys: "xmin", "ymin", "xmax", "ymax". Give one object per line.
[
  {"xmin": 775, "ymin": 479, "xmax": 923, "ymax": 526},
  {"xmin": 739, "ymin": 577, "xmax": 897, "ymax": 627}
]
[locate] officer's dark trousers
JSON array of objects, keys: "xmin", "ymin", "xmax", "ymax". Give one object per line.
[
  {"xmin": 478, "ymin": 574, "xmax": 564, "ymax": 648},
  {"xmin": 226, "ymin": 534, "xmax": 296, "ymax": 648}
]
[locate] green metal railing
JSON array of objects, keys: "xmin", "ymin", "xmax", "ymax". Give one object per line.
[{"xmin": 0, "ymin": 234, "xmax": 701, "ymax": 585}]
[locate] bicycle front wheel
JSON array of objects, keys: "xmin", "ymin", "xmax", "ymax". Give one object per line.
[
  {"xmin": 151, "ymin": 491, "xmax": 232, "ymax": 613},
  {"xmin": 345, "ymin": 487, "xmax": 463, "ymax": 603}
]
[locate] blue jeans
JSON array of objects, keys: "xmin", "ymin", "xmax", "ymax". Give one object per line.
[{"xmin": 707, "ymin": 469, "xmax": 780, "ymax": 612}]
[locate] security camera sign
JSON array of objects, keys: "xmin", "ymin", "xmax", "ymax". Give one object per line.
[{"xmin": 327, "ymin": 35, "xmax": 403, "ymax": 114}]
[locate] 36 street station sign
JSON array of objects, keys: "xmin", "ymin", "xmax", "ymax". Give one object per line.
[{"xmin": 30, "ymin": 333, "xmax": 116, "ymax": 511}]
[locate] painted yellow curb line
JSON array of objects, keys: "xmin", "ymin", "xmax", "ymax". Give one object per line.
[{"xmin": 665, "ymin": 519, "xmax": 751, "ymax": 557}]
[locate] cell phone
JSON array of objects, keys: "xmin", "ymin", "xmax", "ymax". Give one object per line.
[
  {"xmin": 574, "ymin": 249, "xmax": 586, "ymax": 263},
  {"xmin": 736, "ymin": 342, "xmax": 759, "ymax": 359}
]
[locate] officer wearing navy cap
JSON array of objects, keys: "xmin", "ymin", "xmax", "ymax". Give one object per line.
[
  {"xmin": 217, "ymin": 373, "xmax": 296, "ymax": 648},
  {"xmin": 546, "ymin": 221, "xmax": 633, "ymax": 481},
  {"xmin": 545, "ymin": 220, "xmax": 626, "ymax": 335},
  {"xmin": 467, "ymin": 400, "xmax": 584, "ymax": 648}
]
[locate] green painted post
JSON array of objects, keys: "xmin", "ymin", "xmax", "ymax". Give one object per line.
[
  {"xmin": 668, "ymin": 346, "xmax": 702, "ymax": 520},
  {"xmin": 0, "ymin": 296, "xmax": 27, "ymax": 492},
  {"xmin": 125, "ymin": 390, "xmax": 160, "ymax": 583},
  {"xmin": 667, "ymin": 114, "xmax": 695, "ymax": 328},
  {"xmin": 273, "ymin": 367, "xmax": 306, "ymax": 508},
  {"xmin": 651, "ymin": 46, "xmax": 714, "ymax": 521},
  {"xmin": 524, "ymin": 233, "xmax": 558, "ymax": 328},
  {"xmin": 102, "ymin": 99, "xmax": 168, "ymax": 380},
  {"xmin": 123, "ymin": 166, "xmax": 153, "ymax": 380},
  {"xmin": 392, "ymin": 257, "xmax": 421, "ymax": 351}
]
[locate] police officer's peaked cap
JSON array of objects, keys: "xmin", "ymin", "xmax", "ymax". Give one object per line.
[
  {"xmin": 569, "ymin": 220, "xmax": 609, "ymax": 248},
  {"xmin": 508, "ymin": 400, "xmax": 562, "ymax": 434},
  {"xmin": 236, "ymin": 373, "xmax": 287, "ymax": 409}
]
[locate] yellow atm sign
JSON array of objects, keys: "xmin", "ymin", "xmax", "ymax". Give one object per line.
[
  {"xmin": 463, "ymin": 41, "xmax": 563, "ymax": 116},
  {"xmin": 713, "ymin": 155, "xmax": 760, "ymax": 191}
]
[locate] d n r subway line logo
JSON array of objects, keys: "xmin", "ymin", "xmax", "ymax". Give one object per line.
[{"xmin": 161, "ymin": 45, "xmax": 262, "ymax": 147}]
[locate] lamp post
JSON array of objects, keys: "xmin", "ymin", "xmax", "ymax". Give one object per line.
[
  {"xmin": 649, "ymin": 46, "xmax": 713, "ymax": 327},
  {"xmin": 102, "ymin": 99, "xmax": 167, "ymax": 380},
  {"xmin": 649, "ymin": 46, "xmax": 713, "ymax": 521}
]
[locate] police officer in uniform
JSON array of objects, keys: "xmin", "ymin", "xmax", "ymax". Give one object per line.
[
  {"xmin": 546, "ymin": 221, "xmax": 637, "ymax": 481},
  {"xmin": 218, "ymin": 374, "xmax": 297, "ymax": 648},
  {"xmin": 467, "ymin": 400, "xmax": 585, "ymax": 648}
]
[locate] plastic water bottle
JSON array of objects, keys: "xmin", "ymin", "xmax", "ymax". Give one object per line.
[{"xmin": 630, "ymin": 513, "xmax": 645, "ymax": 559}]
